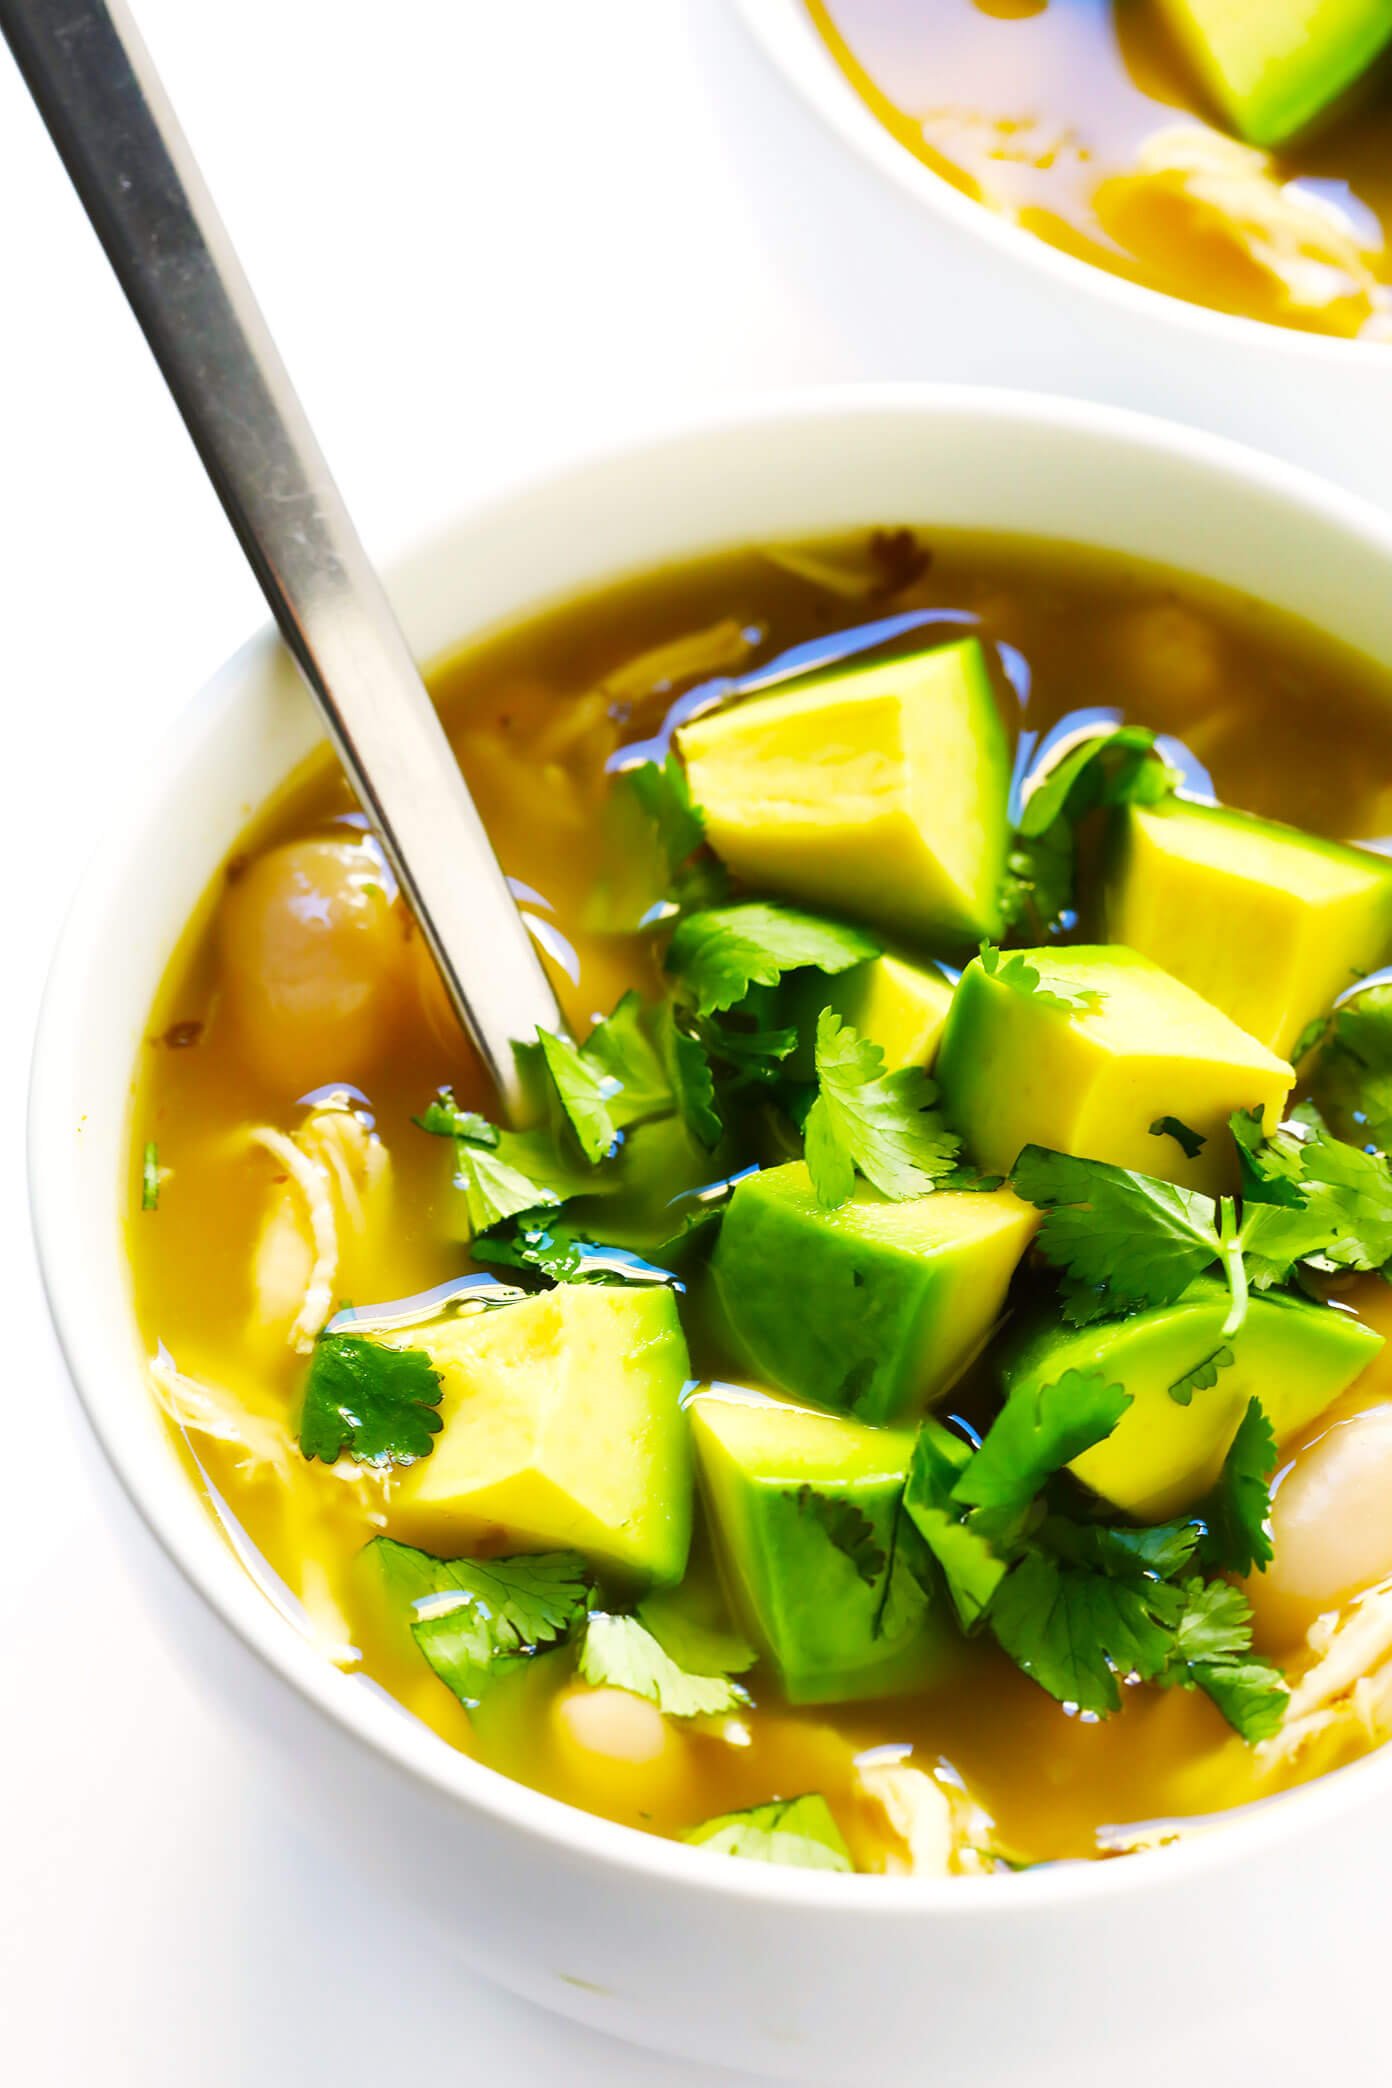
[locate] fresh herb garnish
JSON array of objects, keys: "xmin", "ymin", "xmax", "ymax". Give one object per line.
[
  {"xmin": 803, "ymin": 1008, "xmax": 960, "ymax": 1208},
  {"xmin": 368, "ymin": 1537, "xmax": 590, "ymax": 1704},
  {"xmin": 666, "ymin": 902, "xmax": 880, "ymax": 1016},
  {"xmin": 1150, "ymin": 1116, "xmax": 1206, "ymax": 1162},
  {"xmin": 1309, "ymin": 982, "xmax": 1392, "ymax": 1152},
  {"xmin": 141, "ymin": 1140, "xmax": 161, "ymax": 1211},
  {"xmin": 1000, "ymin": 726, "xmax": 1179, "ymax": 934},
  {"xmin": 579, "ymin": 1613, "xmax": 746, "ymax": 1717},
  {"xmin": 978, "ymin": 942, "xmax": 1106, "ymax": 1014},
  {"xmin": 1167, "ymin": 1343, "xmax": 1234, "ymax": 1406},
  {"xmin": 1199, "ymin": 1398, "xmax": 1277, "ymax": 1578},
  {"xmin": 413, "ymin": 1091, "xmax": 498, "ymax": 1144},
  {"xmin": 538, "ymin": 1029, "xmax": 619, "ymax": 1165},
  {"xmin": 298, "ymin": 1334, "xmax": 443, "ymax": 1466},
  {"xmin": 684, "ymin": 1794, "xmax": 854, "ymax": 1871}
]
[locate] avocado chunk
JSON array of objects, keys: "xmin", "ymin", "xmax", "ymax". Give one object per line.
[
  {"xmin": 676, "ymin": 638, "xmax": 1010, "ymax": 947},
  {"xmin": 787, "ymin": 951, "xmax": 956, "ymax": 1078},
  {"xmin": 936, "ymin": 945, "xmax": 1292, "ymax": 1195},
  {"xmin": 690, "ymin": 1386, "xmax": 953, "ymax": 1703},
  {"xmin": 708, "ymin": 1162, "xmax": 1038, "ymax": 1424},
  {"xmin": 1002, "ymin": 1276, "xmax": 1383, "ymax": 1519},
  {"xmin": 1156, "ymin": 0, "xmax": 1392, "ymax": 148},
  {"xmin": 1104, "ymin": 797, "xmax": 1392, "ymax": 1060},
  {"xmin": 386, "ymin": 1286, "xmax": 693, "ymax": 1586}
]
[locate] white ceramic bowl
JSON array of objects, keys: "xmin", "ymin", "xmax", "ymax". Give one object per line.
[{"xmin": 30, "ymin": 388, "xmax": 1392, "ymax": 2083}]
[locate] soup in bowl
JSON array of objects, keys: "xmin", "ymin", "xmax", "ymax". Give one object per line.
[
  {"xmin": 30, "ymin": 391, "xmax": 1392, "ymax": 2078},
  {"xmin": 759, "ymin": 0, "xmax": 1392, "ymax": 343}
]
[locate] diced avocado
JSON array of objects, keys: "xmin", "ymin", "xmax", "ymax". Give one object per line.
[
  {"xmin": 677, "ymin": 639, "xmax": 1011, "ymax": 947},
  {"xmin": 1104, "ymin": 797, "xmax": 1392, "ymax": 1060},
  {"xmin": 566, "ymin": 1114, "xmax": 734, "ymax": 1255},
  {"xmin": 386, "ymin": 1285, "xmax": 693, "ymax": 1586},
  {"xmin": 936, "ymin": 945, "xmax": 1292, "ymax": 1196},
  {"xmin": 708, "ymin": 1162, "xmax": 1037, "ymax": 1424},
  {"xmin": 787, "ymin": 951, "xmax": 956, "ymax": 1078},
  {"xmin": 1156, "ymin": 0, "xmax": 1392, "ymax": 148},
  {"xmin": 1002, "ymin": 1276, "xmax": 1383, "ymax": 1519},
  {"xmin": 689, "ymin": 1386, "xmax": 954, "ymax": 1703}
]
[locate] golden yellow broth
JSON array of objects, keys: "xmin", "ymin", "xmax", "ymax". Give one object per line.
[
  {"xmin": 130, "ymin": 531, "xmax": 1392, "ymax": 1871},
  {"xmin": 806, "ymin": 0, "xmax": 1392, "ymax": 339}
]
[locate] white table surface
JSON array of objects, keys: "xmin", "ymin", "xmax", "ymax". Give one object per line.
[{"xmin": 4, "ymin": 4, "xmax": 1390, "ymax": 2080}]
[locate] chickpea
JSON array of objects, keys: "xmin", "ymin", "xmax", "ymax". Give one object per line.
[
  {"xmin": 549, "ymin": 1685, "xmax": 692, "ymax": 1812},
  {"xmin": 219, "ymin": 836, "xmax": 407, "ymax": 1091},
  {"xmin": 1245, "ymin": 1399, "xmax": 1392, "ymax": 1651}
]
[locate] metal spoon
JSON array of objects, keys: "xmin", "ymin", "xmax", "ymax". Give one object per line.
[{"xmin": 0, "ymin": 0, "xmax": 566, "ymax": 1118}]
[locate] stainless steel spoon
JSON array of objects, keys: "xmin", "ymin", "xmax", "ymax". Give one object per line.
[{"xmin": 1, "ymin": 0, "xmax": 566, "ymax": 1118}]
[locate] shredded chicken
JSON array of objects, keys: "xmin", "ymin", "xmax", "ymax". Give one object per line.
[
  {"xmin": 599, "ymin": 618, "xmax": 757, "ymax": 710},
  {"xmin": 1260, "ymin": 1579, "xmax": 1392, "ymax": 1769},
  {"xmin": 856, "ymin": 1759, "xmax": 1001, "ymax": 1877},
  {"xmin": 1099, "ymin": 124, "xmax": 1389, "ymax": 333},
  {"xmin": 248, "ymin": 1102, "xmax": 391, "ymax": 1352},
  {"xmin": 150, "ymin": 1345, "xmax": 291, "ymax": 1483}
]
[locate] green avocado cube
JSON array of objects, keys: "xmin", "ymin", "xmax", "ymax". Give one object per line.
[
  {"xmin": 1001, "ymin": 1276, "xmax": 1383, "ymax": 1519},
  {"xmin": 386, "ymin": 1285, "xmax": 694, "ymax": 1586},
  {"xmin": 677, "ymin": 638, "xmax": 1011, "ymax": 947},
  {"xmin": 936, "ymin": 945, "xmax": 1292, "ymax": 1196},
  {"xmin": 1157, "ymin": 0, "xmax": 1392, "ymax": 148},
  {"xmin": 1104, "ymin": 796, "xmax": 1392, "ymax": 1060},
  {"xmin": 708, "ymin": 1162, "xmax": 1038, "ymax": 1424},
  {"xmin": 690, "ymin": 1386, "xmax": 953, "ymax": 1703}
]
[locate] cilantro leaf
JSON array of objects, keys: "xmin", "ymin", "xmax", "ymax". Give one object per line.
[
  {"xmin": 636, "ymin": 1584, "xmax": 757, "ymax": 1679},
  {"xmin": 580, "ymin": 991, "xmax": 674, "ymax": 1130},
  {"xmin": 538, "ymin": 1029, "xmax": 619, "ymax": 1164},
  {"xmin": 667, "ymin": 903, "xmax": 880, "ymax": 1016},
  {"xmin": 1150, "ymin": 1116, "xmax": 1206, "ymax": 1162},
  {"xmin": 1162, "ymin": 1578, "xmax": 1287, "ymax": 1741},
  {"xmin": 1168, "ymin": 1342, "xmax": 1234, "ymax": 1406},
  {"xmin": 903, "ymin": 1421, "xmax": 1009, "ymax": 1629},
  {"xmin": 368, "ymin": 1537, "xmax": 590, "ymax": 1705},
  {"xmin": 628, "ymin": 754, "xmax": 705, "ymax": 875},
  {"xmin": 413, "ymin": 1091, "xmax": 498, "ymax": 1145},
  {"xmin": 650, "ymin": 1000, "xmax": 723, "ymax": 1148},
  {"xmin": 453, "ymin": 1127, "xmax": 587, "ymax": 1233},
  {"xmin": 1230, "ymin": 1106, "xmax": 1307, "ymax": 1208},
  {"xmin": 1001, "ymin": 726, "xmax": 1178, "ymax": 932},
  {"xmin": 141, "ymin": 1140, "xmax": 161, "ymax": 1211},
  {"xmin": 1310, "ymin": 981, "xmax": 1392, "ymax": 1153},
  {"xmin": 684, "ymin": 1794, "xmax": 854, "ymax": 1872},
  {"xmin": 803, "ymin": 1008, "xmax": 960, "ymax": 1208},
  {"xmin": 979, "ymin": 942, "xmax": 1106, "ymax": 1014},
  {"xmin": 299, "ymin": 1335, "xmax": 443, "ymax": 1466},
  {"xmin": 954, "ymin": 1369, "xmax": 1131, "ymax": 1513},
  {"xmin": 1012, "ymin": 1145, "xmax": 1223, "ymax": 1324},
  {"xmin": 1291, "ymin": 1107, "xmax": 1392, "ymax": 1272},
  {"xmin": 579, "ymin": 1614, "xmax": 746, "ymax": 1717},
  {"xmin": 1200, "ymin": 1398, "xmax": 1277, "ymax": 1576},
  {"xmin": 791, "ymin": 1484, "xmax": 886, "ymax": 1586},
  {"xmin": 988, "ymin": 1548, "xmax": 1185, "ymax": 1715}
]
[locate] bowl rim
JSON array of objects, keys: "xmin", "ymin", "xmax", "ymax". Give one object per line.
[
  {"xmin": 30, "ymin": 380, "xmax": 1392, "ymax": 1917},
  {"xmin": 733, "ymin": 0, "xmax": 1392, "ymax": 369}
]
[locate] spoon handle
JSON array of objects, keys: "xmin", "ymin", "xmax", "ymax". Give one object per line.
[{"xmin": 1, "ymin": 0, "xmax": 567, "ymax": 1116}]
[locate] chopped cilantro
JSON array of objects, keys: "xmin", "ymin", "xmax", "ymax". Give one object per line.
[
  {"xmin": 1000, "ymin": 726, "xmax": 1178, "ymax": 933},
  {"xmin": 1012, "ymin": 1145, "xmax": 1228, "ymax": 1325},
  {"xmin": 684, "ymin": 1794, "xmax": 854, "ymax": 1872},
  {"xmin": 453, "ymin": 1130, "xmax": 575, "ymax": 1233},
  {"xmin": 1310, "ymin": 982, "xmax": 1392, "ymax": 1152},
  {"xmin": 582, "ymin": 992, "xmax": 674, "ymax": 1130},
  {"xmin": 803, "ymin": 1008, "xmax": 960, "ymax": 1208},
  {"xmin": 368, "ymin": 1537, "xmax": 590, "ymax": 1705},
  {"xmin": 538, "ymin": 1029, "xmax": 619, "ymax": 1164},
  {"xmin": 141, "ymin": 1141, "xmax": 161, "ymax": 1211},
  {"xmin": 903, "ymin": 1421, "xmax": 1009, "ymax": 1630},
  {"xmin": 298, "ymin": 1334, "xmax": 443, "ymax": 1466},
  {"xmin": 1150, "ymin": 1115, "xmax": 1206, "ymax": 1162},
  {"xmin": 978, "ymin": 942, "xmax": 1106, "ymax": 1014},
  {"xmin": 1161, "ymin": 1579, "xmax": 1288, "ymax": 1742},
  {"xmin": 952, "ymin": 1369, "xmax": 1131, "ymax": 1513},
  {"xmin": 1168, "ymin": 1343, "xmax": 1234, "ymax": 1406},
  {"xmin": 627, "ymin": 753, "xmax": 705, "ymax": 875},
  {"xmin": 636, "ymin": 1585, "xmax": 757, "ymax": 1679},
  {"xmin": 791, "ymin": 1484, "xmax": 886, "ymax": 1586},
  {"xmin": 667, "ymin": 902, "xmax": 879, "ymax": 1016},
  {"xmin": 650, "ymin": 1000, "xmax": 723, "ymax": 1148},
  {"xmin": 579, "ymin": 1613, "xmax": 746, "ymax": 1717},
  {"xmin": 1199, "ymin": 1399, "xmax": 1276, "ymax": 1578},
  {"xmin": 989, "ymin": 1546, "xmax": 1186, "ymax": 1716},
  {"xmin": 413, "ymin": 1091, "xmax": 498, "ymax": 1145}
]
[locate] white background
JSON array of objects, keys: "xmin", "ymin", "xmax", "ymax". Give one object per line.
[{"xmin": 4, "ymin": 4, "xmax": 1390, "ymax": 2081}]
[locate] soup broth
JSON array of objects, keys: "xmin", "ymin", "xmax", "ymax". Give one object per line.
[
  {"xmin": 131, "ymin": 531, "xmax": 1392, "ymax": 1874},
  {"xmin": 806, "ymin": 0, "xmax": 1392, "ymax": 339}
]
